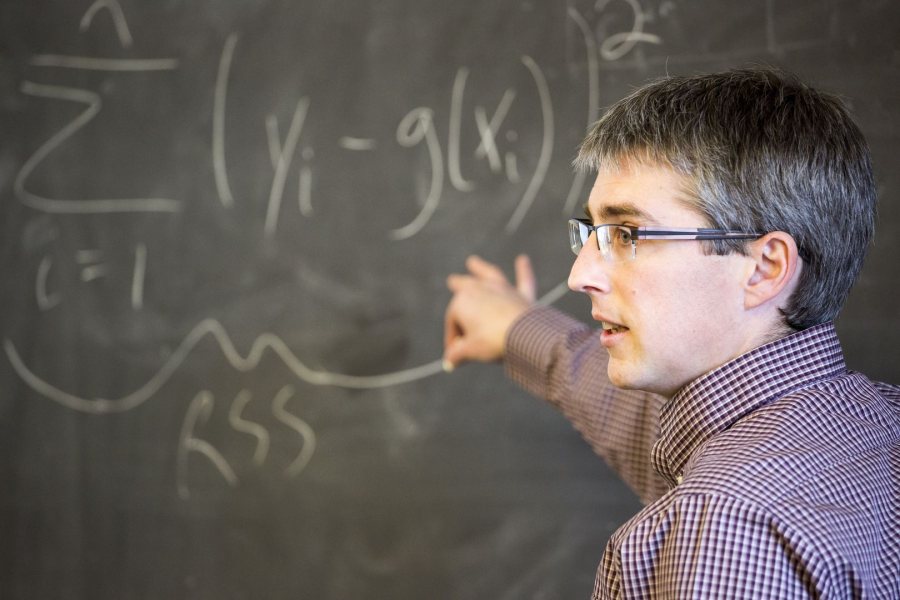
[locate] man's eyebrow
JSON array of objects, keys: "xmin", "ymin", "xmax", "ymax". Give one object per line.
[{"xmin": 584, "ymin": 202, "xmax": 654, "ymax": 223}]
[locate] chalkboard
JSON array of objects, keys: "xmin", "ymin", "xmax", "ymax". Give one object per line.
[{"xmin": 1, "ymin": 1, "xmax": 898, "ymax": 598}]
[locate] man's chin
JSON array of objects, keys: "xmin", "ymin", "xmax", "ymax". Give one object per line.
[
  {"xmin": 607, "ymin": 360, "xmax": 668, "ymax": 396},
  {"xmin": 607, "ymin": 361, "xmax": 639, "ymax": 390}
]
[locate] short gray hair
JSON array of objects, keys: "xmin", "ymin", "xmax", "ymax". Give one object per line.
[{"xmin": 576, "ymin": 67, "xmax": 876, "ymax": 330}]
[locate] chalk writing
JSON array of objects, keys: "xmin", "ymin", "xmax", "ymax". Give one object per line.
[
  {"xmin": 29, "ymin": 56, "xmax": 179, "ymax": 71},
  {"xmin": 452, "ymin": 71, "xmax": 523, "ymax": 186},
  {"xmin": 229, "ymin": 389, "xmax": 271, "ymax": 466},
  {"xmin": 15, "ymin": 83, "xmax": 182, "ymax": 214},
  {"xmin": 132, "ymin": 243, "xmax": 147, "ymax": 311},
  {"xmin": 505, "ymin": 56, "xmax": 553, "ymax": 234},
  {"xmin": 448, "ymin": 68, "xmax": 477, "ymax": 193},
  {"xmin": 4, "ymin": 320, "xmax": 444, "ymax": 414},
  {"xmin": 272, "ymin": 386, "xmax": 317, "ymax": 478},
  {"xmin": 298, "ymin": 147, "xmax": 315, "ymax": 216},
  {"xmin": 391, "ymin": 107, "xmax": 444, "ymax": 240},
  {"xmin": 33, "ymin": 244, "xmax": 149, "ymax": 312},
  {"xmin": 213, "ymin": 34, "xmax": 239, "ymax": 209},
  {"xmin": 563, "ymin": 6, "xmax": 600, "ymax": 216},
  {"xmin": 177, "ymin": 386, "xmax": 316, "ymax": 499},
  {"xmin": 8, "ymin": 11, "xmax": 581, "ymax": 497},
  {"xmin": 6, "ymin": 0, "xmax": 672, "ymax": 501},
  {"xmin": 178, "ymin": 391, "xmax": 239, "ymax": 499},
  {"xmin": 80, "ymin": 0, "xmax": 133, "ymax": 48},
  {"xmin": 595, "ymin": 0, "xmax": 663, "ymax": 61},
  {"xmin": 264, "ymin": 97, "xmax": 310, "ymax": 238},
  {"xmin": 339, "ymin": 137, "xmax": 378, "ymax": 151},
  {"xmin": 36, "ymin": 257, "xmax": 59, "ymax": 311},
  {"xmin": 5, "ymin": 272, "xmax": 571, "ymax": 414}
]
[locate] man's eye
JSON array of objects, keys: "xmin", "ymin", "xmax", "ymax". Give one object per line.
[{"xmin": 615, "ymin": 227, "xmax": 633, "ymax": 245}]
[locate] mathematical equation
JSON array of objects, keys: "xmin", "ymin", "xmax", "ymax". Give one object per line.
[{"xmin": 6, "ymin": 0, "xmax": 672, "ymax": 497}]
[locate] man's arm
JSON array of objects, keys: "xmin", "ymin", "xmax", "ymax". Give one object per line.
[
  {"xmin": 504, "ymin": 305, "xmax": 668, "ymax": 504},
  {"xmin": 443, "ymin": 255, "xmax": 668, "ymax": 504}
]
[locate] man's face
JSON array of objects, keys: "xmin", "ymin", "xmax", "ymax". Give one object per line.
[{"xmin": 568, "ymin": 161, "xmax": 753, "ymax": 397}]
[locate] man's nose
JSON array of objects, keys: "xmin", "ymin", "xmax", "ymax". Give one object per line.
[{"xmin": 568, "ymin": 233, "xmax": 611, "ymax": 294}]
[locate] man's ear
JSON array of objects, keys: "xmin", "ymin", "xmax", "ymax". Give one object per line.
[{"xmin": 743, "ymin": 231, "xmax": 802, "ymax": 310}]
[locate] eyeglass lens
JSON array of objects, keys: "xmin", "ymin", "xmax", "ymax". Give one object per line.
[{"xmin": 569, "ymin": 220, "xmax": 633, "ymax": 260}]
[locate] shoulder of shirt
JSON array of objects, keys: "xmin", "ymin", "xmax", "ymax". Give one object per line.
[
  {"xmin": 683, "ymin": 372, "xmax": 897, "ymax": 490},
  {"xmin": 615, "ymin": 372, "xmax": 898, "ymax": 535},
  {"xmin": 632, "ymin": 371, "xmax": 899, "ymax": 544},
  {"xmin": 606, "ymin": 371, "xmax": 899, "ymax": 597}
]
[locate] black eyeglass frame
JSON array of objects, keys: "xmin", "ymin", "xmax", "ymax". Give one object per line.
[{"xmin": 568, "ymin": 218, "xmax": 765, "ymax": 259}]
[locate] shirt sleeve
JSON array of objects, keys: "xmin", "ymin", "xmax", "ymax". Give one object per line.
[
  {"xmin": 504, "ymin": 305, "xmax": 669, "ymax": 505},
  {"xmin": 606, "ymin": 494, "xmax": 822, "ymax": 599}
]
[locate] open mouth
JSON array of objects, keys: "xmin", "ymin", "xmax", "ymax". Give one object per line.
[{"xmin": 600, "ymin": 321, "xmax": 628, "ymax": 335}]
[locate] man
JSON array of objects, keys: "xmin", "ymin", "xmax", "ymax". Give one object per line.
[{"xmin": 443, "ymin": 68, "xmax": 900, "ymax": 598}]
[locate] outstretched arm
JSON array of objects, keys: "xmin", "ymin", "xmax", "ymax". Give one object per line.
[{"xmin": 443, "ymin": 255, "xmax": 669, "ymax": 504}]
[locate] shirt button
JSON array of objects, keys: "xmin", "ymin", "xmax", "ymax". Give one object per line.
[{"xmin": 675, "ymin": 474, "xmax": 684, "ymax": 485}]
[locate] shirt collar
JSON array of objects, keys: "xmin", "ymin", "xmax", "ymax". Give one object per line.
[{"xmin": 651, "ymin": 322, "xmax": 847, "ymax": 487}]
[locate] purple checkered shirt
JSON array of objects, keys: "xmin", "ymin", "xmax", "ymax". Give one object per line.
[{"xmin": 506, "ymin": 306, "xmax": 900, "ymax": 599}]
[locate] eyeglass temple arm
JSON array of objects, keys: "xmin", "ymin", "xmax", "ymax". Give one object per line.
[{"xmin": 636, "ymin": 228, "xmax": 763, "ymax": 240}]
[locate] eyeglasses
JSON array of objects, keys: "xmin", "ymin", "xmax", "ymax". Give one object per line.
[{"xmin": 568, "ymin": 218, "xmax": 764, "ymax": 261}]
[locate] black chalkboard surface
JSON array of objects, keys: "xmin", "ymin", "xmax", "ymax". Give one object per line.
[{"xmin": 1, "ymin": 1, "xmax": 898, "ymax": 598}]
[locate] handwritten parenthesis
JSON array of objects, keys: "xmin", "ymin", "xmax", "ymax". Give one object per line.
[
  {"xmin": 213, "ymin": 34, "xmax": 239, "ymax": 209},
  {"xmin": 15, "ymin": 82, "xmax": 182, "ymax": 214},
  {"xmin": 389, "ymin": 107, "xmax": 445, "ymax": 241},
  {"xmin": 448, "ymin": 68, "xmax": 476, "ymax": 192},
  {"xmin": 505, "ymin": 56, "xmax": 554, "ymax": 234},
  {"xmin": 563, "ymin": 7, "xmax": 601, "ymax": 216}
]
